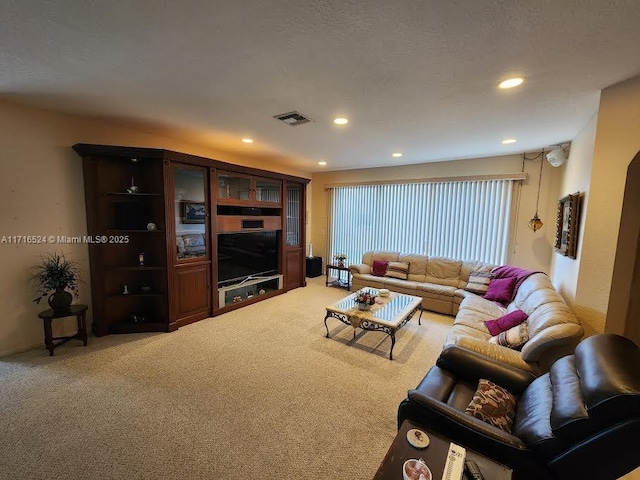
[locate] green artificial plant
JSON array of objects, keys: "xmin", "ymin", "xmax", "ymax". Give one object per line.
[{"xmin": 30, "ymin": 252, "xmax": 81, "ymax": 304}]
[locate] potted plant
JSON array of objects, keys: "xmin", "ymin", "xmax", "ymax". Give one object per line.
[
  {"xmin": 334, "ymin": 253, "xmax": 347, "ymax": 267},
  {"xmin": 30, "ymin": 252, "xmax": 81, "ymax": 312},
  {"xmin": 354, "ymin": 289, "xmax": 377, "ymax": 311}
]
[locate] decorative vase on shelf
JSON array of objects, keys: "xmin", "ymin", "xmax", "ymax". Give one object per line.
[{"xmin": 48, "ymin": 288, "xmax": 72, "ymax": 312}]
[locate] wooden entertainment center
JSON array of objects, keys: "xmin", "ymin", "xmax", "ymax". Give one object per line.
[{"xmin": 74, "ymin": 143, "xmax": 309, "ymax": 336}]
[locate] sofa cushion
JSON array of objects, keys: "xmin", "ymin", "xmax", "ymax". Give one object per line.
[
  {"xmin": 459, "ymin": 260, "xmax": 496, "ymax": 288},
  {"xmin": 371, "ymin": 251, "xmax": 400, "ymax": 263},
  {"xmin": 513, "ymin": 374, "xmax": 568, "ymax": 458},
  {"xmin": 466, "ymin": 271, "xmax": 495, "ymax": 295},
  {"xmin": 372, "ymin": 260, "xmax": 388, "ymax": 276},
  {"xmin": 484, "ymin": 309, "xmax": 529, "ymax": 336},
  {"xmin": 382, "ymin": 277, "xmax": 422, "ymax": 294},
  {"xmin": 351, "ymin": 273, "xmax": 386, "ymax": 289},
  {"xmin": 465, "ymin": 379, "xmax": 517, "ymax": 433},
  {"xmin": 459, "ymin": 295, "xmax": 507, "ymax": 319},
  {"xmin": 425, "ymin": 257, "xmax": 462, "ymax": 287},
  {"xmin": 484, "ymin": 277, "xmax": 517, "ymax": 305},
  {"xmin": 386, "ymin": 261, "xmax": 409, "ymax": 280},
  {"xmin": 418, "ymin": 283, "xmax": 456, "ymax": 299},
  {"xmin": 489, "ymin": 322, "xmax": 529, "ymax": 350},
  {"xmin": 548, "ymin": 355, "xmax": 593, "ymax": 440},
  {"xmin": 399, "ymin": 253, "xmax": 429, "ymax": 281}
]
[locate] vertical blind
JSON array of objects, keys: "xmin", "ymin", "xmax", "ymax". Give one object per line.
[{"xmin": 328, "ymin": 179, "xmax": 514, "ymax": 265}]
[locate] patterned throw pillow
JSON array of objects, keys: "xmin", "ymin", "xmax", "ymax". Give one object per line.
[
  {"xmin": 465, "ymin": 379, "xmax": 517, "ymax": 433},
  {"xmin": 372, "ymin": 260, "xmax": 389, "ymax": 277},
  {"xmin": 489, "ymin": 322, "xmax": 529, "ymax": 349},
  {"xmin": 385, "ymin": 261, "xmax": 410, "ymax": 280},
  {"xmin": 465, "ymin": 272, "xmax": 495, "ymax": 295}
]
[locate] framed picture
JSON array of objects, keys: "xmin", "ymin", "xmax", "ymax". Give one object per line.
[
  {"xmin": 181, "ymin": 201, "xmax": 206, "ymax": 224},
  {"xmin": 554, "ymin": 192, "xmax": 580, "ymax": 258}
]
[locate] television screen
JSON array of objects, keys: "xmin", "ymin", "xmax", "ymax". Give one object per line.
[{"xmin": 217, "ymin": 231, "xmax": 279, "ymax": 285}]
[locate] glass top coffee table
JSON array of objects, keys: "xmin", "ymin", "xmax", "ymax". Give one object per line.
[{"xmin": 324, "ymin": 287, "xmax": 422, "ymax": 360}]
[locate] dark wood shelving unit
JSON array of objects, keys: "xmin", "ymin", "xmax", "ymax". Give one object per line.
[
  {"xmin": 75, "ymin": 143, "xmax": 309, "ymax": 337},
  {"xmin": 76, "ymin": 145, "xmax": 169, "ymax": 336}
]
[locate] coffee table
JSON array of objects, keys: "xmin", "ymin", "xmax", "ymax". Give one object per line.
[{"xmin": 324, "ymin": 288, "xmax": 422, "ymax": 360}]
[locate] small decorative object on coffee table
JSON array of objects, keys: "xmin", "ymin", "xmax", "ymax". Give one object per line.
[{"xmin": 354, "ymin": 289, "xmax": 376, "ymax": 311}]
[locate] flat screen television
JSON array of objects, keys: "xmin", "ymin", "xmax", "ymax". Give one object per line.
[{"xmin": 217, "ymin": 231, "xmax": 279, "ymax": 286}]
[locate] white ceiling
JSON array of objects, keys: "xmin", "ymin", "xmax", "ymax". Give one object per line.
[{"xmin": 2, "ymin": 0, "xmax": 640, "ymax": 173}]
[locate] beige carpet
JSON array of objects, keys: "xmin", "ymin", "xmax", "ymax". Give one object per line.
[{"xmin": 0, "ymin": 277, "xmax": 453, "ymax": 480}]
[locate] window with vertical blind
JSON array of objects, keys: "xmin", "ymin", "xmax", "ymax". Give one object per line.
[{"xmin": 327, "ymin": 178, "xmax": 516, "ymax": 266}]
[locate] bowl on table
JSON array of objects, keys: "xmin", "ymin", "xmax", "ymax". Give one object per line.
[{"xmin": 379, "ymin": 288, "xmax": 390, "ymax": 297}]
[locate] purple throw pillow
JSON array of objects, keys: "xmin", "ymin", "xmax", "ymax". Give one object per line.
[
  {"xmin": 484, "ymin": 310, "xmax": 529, "ymax": 336},
  {"xmin": 484, "ymin": 277, "xmax": 517, "ymax": 305},
  {"xmin": 372, "ymin": 260, "xmax": 389, "ymax": 277}
]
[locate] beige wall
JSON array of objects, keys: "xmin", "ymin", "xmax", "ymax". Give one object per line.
[
  {"xmin": 0, "ymin": 99, "xmax": 310, "ymax": 357},
  {"xmin": 549, "ymin": 114, "xmax": 598, "ymax": 335},
  {"xmin": 575, "ymin": 75, "xmax": 640, "ymax": 336},
  {"xmin": 310, "ymin": 153, "xmax": 563, "ymax": 272}
]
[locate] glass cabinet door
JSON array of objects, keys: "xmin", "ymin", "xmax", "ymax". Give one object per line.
[
  {"xmin": 286, "ymin": 184, "xmax": 301, "ymax": 246},
  {"xmin": 218, "ymin": 171, "xmax": 251, "ymax": 203},
  {"xmin": 174, "ymin": 166, "xmax": 208, "ymax": 261},
  {"xmin": 255, "ymin": 177, "xmax": 281, "ymax": 205}
]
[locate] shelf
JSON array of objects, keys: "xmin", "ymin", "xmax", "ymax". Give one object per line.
[
  {"xmin": 218, "ymin": 274, "xmax": 283, "ymax": 308},
  {"xmin": 107, "ymin": 266, "xmax": 166, "ymax": 271},
  {"xmin": 103, "ymin": 192, "xmax": 163, "ymax": 197},
  {"xmin": 107, "ymin": 293, "xmax": 165, "ymax": 298},
  {"xmin": 109, "ymin": 322, "xmax": 167, "ymax": 334},
  {"xmin": 106, "ymin": 229, "xmax": 165, "ymax": 233}
]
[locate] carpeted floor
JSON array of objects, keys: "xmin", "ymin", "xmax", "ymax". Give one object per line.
[{"xmin": 0, "ymin": 277, "xmax": 453, "ymax": 479}]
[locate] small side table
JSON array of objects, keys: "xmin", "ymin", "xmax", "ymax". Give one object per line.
[
  {"xmin": 326, "ymin": 263, "xmax": 351, "ymax": 290},
  {"xmin": 38, "ymin": 304, "xmax": 89, "ymax": 356},
  {"xmin": 373, "ymin": 420, "xmax": 512, "ymax": 479}
]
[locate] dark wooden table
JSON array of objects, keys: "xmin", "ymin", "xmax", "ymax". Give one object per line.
[
  {"xmin": 374, "ymin": 419, "xmax": 512, "ymax": 480},
  {"xmin": 38, "ymin": 304, "xmax": 88, "ymax": 356},
  {"xmin": 326, "ymin": 263, "xmax": 351, "ymax": 290}
]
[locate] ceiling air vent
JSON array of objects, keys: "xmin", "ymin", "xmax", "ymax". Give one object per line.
[{"xmin": 273, "ymin": 111, "xmax": 312, "ymax": 126}]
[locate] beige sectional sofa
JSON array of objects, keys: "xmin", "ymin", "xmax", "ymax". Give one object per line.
[{"xmin": 348, "ymin": 251, "xmax": 583, "ymax": 374}]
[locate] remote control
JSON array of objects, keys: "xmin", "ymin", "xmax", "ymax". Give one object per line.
[{"xmin": 464, "ymin": 460, "xmax": 485, "ymax": 480}]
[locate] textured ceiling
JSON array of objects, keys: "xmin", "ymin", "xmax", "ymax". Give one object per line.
[{"xmin": 1, "ymin": 0, "xmax": 640, "ymax": 172}]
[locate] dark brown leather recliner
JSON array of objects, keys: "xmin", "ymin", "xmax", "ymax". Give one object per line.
[{"xmin": 397, "ymin": 333, "xmax": 640, "ymax": 480}]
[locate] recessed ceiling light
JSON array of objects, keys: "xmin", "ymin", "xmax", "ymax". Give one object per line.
[
  {"xmin": 502, "ymin": 138, "xmax": 517, "ymax": 145},
  {"xmin": 498, "ymin": 77, "xmax": 525, "ymax": 89},
  {"xmin": 333, "ymin": 117, "xmax": 348, "ymax": 125},
  {"xmin": 392, "ymin": 152, "xmax": 403, "ymax": 158},
  {"xmin": 241, "ymin": 138, "xmax": 254, "ymax": 144},
  {"xmin": 318, "ymin": 161, "xmax": 327, "ymax": 166}
]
